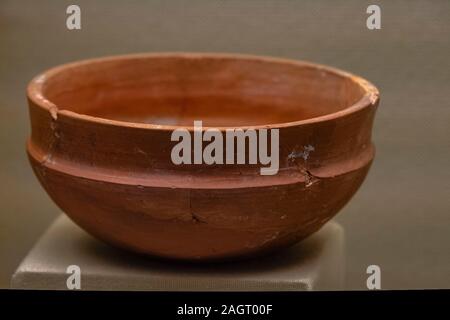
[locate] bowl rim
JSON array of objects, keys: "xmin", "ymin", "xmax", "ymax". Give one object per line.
[{"xmin": 27, "ymin": 52, "xmax": 380, "ymax": 131}]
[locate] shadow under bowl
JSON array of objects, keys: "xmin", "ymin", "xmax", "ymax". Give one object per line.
[{"xmin": 26, "ymin": 53, "xmax": 379, "ymax": 260}]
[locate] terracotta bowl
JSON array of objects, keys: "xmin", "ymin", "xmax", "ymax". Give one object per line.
[{"xmin": 27, "ymin": 53, "xmax": 379, "ymax": 260}]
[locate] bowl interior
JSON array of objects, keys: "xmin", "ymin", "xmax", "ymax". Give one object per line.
[{"xmin": 40, "ymin": 55, "xmax": 366, "ymax": 127}]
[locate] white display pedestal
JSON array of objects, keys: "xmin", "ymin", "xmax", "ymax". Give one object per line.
[{"xmin": 11, "ymin": 215, "xmax": 345, "ymax": 291}]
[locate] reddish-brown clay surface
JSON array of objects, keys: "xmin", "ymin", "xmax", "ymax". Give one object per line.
[{"xmin": 26, "ymin": 53, "xmax": 379, "ymax": 260}]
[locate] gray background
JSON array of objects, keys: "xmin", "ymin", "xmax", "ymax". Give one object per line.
[{"xmin": 1, "ymin": 0, "xmax": 449, "ymax": 289}]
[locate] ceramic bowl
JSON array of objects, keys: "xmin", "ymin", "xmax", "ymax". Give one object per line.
[{"xmin": 27, "ymin": 53, "xmax": 379, "ymax": 260}]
